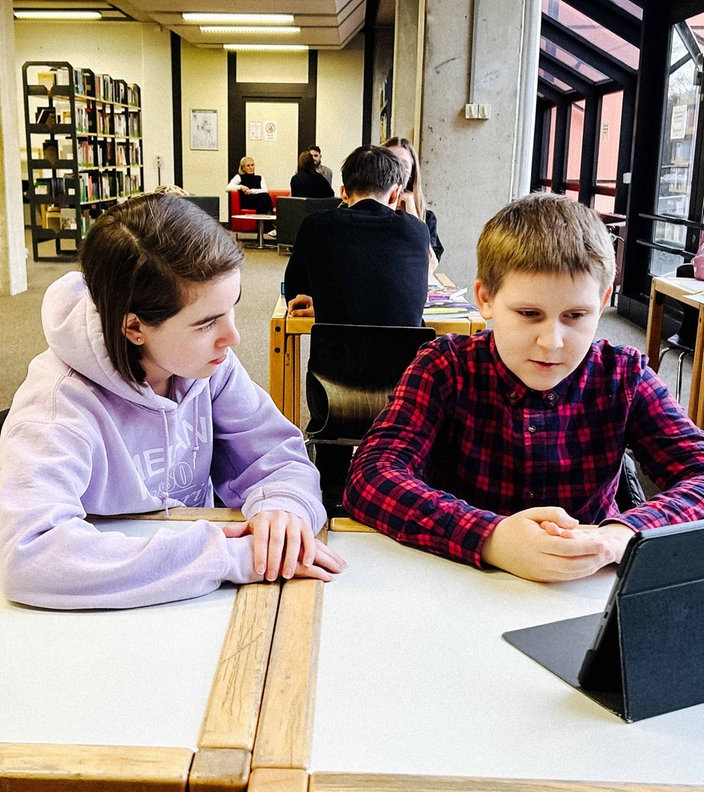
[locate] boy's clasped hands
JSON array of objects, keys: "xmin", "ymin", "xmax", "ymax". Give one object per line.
[
  {"xmin": 222, "ymin": 511, "xmax": 346, "ymax": 582},
  {"xmin": 481, "ymin": 507, "xmax": 634, "ymax": 583}
]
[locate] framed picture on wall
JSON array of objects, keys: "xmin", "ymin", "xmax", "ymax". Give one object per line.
[{"xmin": 190, "ymin": 109, "xmax": 218, "ymax": 151}]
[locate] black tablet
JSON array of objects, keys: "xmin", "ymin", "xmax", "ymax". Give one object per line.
[{"xmin": 504, "ymin": 520, "xmax": 704, "ymax": 721}]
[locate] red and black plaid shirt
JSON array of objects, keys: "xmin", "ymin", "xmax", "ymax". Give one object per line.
[{"xmin": 343, "ymin": 332, "xmax": 704, "ymax": 567}]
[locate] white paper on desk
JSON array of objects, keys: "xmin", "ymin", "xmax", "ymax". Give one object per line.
[{"xmin": 685, "ymin": 290, "xmax": 704, "ymax": 305}]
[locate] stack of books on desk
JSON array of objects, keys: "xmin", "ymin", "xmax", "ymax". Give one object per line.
[{"xmin": 425, "ymin": 284, "xmax": 476, "ymax": 317}]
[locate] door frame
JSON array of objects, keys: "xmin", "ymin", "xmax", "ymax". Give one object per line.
[{"xmin": 227, "ymin": 51, "xmax": 318, "ymax": 179}]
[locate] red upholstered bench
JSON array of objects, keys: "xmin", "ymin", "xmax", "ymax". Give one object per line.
[{"xmin": 229, "ymin": 189, "xmax": 290, "ymax": 236}]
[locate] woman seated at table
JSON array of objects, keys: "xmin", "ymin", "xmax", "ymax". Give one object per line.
[
  {"xmin": 383, "ymin": 137, "xmax": 443, "ymax": 273},
  {"xmin": 290, "ymin": 151, "xmax": 335, "ymax": 198},
  {"xmin": 226, "ymin": 156, "xmax": 274, "ymax": 214}
]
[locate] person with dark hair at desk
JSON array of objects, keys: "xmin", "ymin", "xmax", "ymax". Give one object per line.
[
  {"xmin": 290, "ymin": 151, "xmax": 335, "ymax": 199},
  {"xmin": 284, "ymin": 145, "xmax": 430, "ymax": 513},
  {"xmin": 284, "ymin": 144, "xmax": 429, "ymax": 325}
]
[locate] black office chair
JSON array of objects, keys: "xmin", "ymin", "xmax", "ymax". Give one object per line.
[
  {"xmin": 0, "ymin": 408, "xmax": 8, "ymax": 434},
  {"xmin": 305, "ymin": 323, "xmax": 436, "ymax": 513},
  {"xmin": 658, "ymin": 263, "xmax": 697, "ymax": 402},
  {"xmin": 615, "ymin": 451, "xmax": 647, "ymax": 512},
  {"xmin": 182, "ymin": 195, "xmax": 220, "ymax": 222}
]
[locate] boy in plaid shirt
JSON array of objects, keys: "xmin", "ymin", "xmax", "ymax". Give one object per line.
[{"xmin": 344, "ymin": 193, "xmax": 704, "ymax": 582}]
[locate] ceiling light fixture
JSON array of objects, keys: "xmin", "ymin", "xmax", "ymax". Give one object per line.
[
  {"xmin": 223, "ymin": 44, "xmax": 308, "ymax": 52},
  {"xmin": 183, "ymin": 13, "xmax": 294, "ymax": 25},
  {"xmin": 200, "ymin": 26, "xmax": 301, "ymax": 34},
  {"xmin": 14, "ymin": 10, "xmax": 102, "ymax": 20}
]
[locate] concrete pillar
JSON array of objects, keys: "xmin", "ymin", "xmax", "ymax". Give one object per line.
[
  {"xmin": 0, "ymin": 0, "xmax": 28, "ymax": 295},
  {"xmin": 417, "ymin": 0, "xmax": 537, "ymax": 287},
  {"xmin": 391, "ymin": 0, "xmax": 421, "ymax": 141}
]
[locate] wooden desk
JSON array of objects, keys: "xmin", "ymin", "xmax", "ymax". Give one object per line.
[
  {"xmin": 269, "ymin": 295, "xmax": 487, "ymax": 426},
  {"xmin": 249, "ymin": 529, "xmax": 704, "ymax": 792},
  {"xmin": 0, "ymin": 508, "xmax": 278, "ymax": 791},
  {"xmin": 645, "ymin": 275, "xmax": 704, "ymax": 426}
]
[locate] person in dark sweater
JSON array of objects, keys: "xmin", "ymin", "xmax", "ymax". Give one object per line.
[
  {"xmin": 290, "ymin": 151, "xmax": 335, "ymax": 198},
  {"xmin": 284, "ymin": 145, "xmax": 430, "ymax": 325},
  {"xmin": 226, "ymin": 156, "xmax": 273, "ymax": 214},
  {"xmin": 284, "ymin": 144, "xmax": 431, "ymax": 514}
]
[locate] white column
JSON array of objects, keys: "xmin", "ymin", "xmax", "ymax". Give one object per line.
[
  {"xmin": 0, "ymin": 0, "xmax": 28, "ymax": 295},
  {"xmin": 418, "ymin": 0, "xmax": 533, "ymax": 287}
]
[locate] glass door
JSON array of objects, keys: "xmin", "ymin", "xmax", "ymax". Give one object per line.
[{"xmin": 650, "ymin": 16, "xmax": 704, "ymax": 276}]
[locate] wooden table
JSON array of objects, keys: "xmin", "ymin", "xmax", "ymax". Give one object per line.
[
  {"xmin": 0, "ymin": 508, "xmax": 278, "ymax": 792},
  {"xmin": 232, "ymin": 213, "xmax": 277, "ymax": 249},
  {"xmin": 247, "ymin": 524, "xmax": 704, "ymax": 792},
  {"xmin": 269, "ymin": 295, "xmax": 487, "ymax": 426},
  {"xmin": 645, "ymin": 275, "xmax": 704, "ymax": 426}
]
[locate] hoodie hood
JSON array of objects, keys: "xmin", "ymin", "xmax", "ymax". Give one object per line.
[{"xmin": 42, "ymin": 271, "xmax": 191, "ymax": 409}]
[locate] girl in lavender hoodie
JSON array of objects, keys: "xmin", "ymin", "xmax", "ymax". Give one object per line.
[{"xmin": 0, "ymin": 193, "xmax": 344, "ymax": 609}]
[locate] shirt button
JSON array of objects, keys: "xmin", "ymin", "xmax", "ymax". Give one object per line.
[
  {"xmin": 510, "ymin": 391, "xmax": 518, "ymax": 400},
  {"xmin": 546, "ymin": 392, "xmax": 556, "ymax": 402},
  {"xmin": 528, "ymin": 424, "xmax": 536, "ymax": 433},
  {"xmin": 526, "ymin": 491, "xmax": 535, "ymax": 500}
]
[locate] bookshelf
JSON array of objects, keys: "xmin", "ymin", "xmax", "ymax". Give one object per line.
[{"xmin": 22, "ymin": 61, "xmax": 144, "ymax": 261}]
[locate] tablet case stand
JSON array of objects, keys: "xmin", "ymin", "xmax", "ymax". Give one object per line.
[{"xmin": 503, "ymin": 523, "xmax": 704, "ymax": 723}]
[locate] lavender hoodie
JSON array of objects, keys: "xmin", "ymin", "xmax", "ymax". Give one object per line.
[{"xmin": 0, "ymin": 272, "xmax": 326, "ymax": 609}]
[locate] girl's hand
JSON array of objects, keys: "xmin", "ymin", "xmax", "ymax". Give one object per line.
[
  {"xmin": 292, "ymin": 539, "xmax": 347, "ymax": 582},
  {"xmin": 247, "ymin": 510, "xmax": 317, "ymax": 581}
]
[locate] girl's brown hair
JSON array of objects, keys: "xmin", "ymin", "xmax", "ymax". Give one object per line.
[
  {"xmin": 81, "ymin": 192, "xmax": 243, "ymax": 386},
  {"xmin": 383, "ymin": 136, "xmax": 427, "ymax": 221}
]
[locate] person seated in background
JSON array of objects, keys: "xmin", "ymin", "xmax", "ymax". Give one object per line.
[
  {"xmin": 290, "ymin": 151, "xmax": 335, "ymax": 198},
  {"xmin": 383, "ymin": 137, "xmax": 443, "ymax": 273},
  {"xmin": 152, "ymin": 184, "xmax": 190, "ymax": 196},
  {"xmin": 284, "ymin": 144, "xmax": 431, "ymax": 513},
  {"xmin": 344, "ymin": 192, "xmax": 704, "ymax": 583},
  {"xmin": 284, "ymin": 144, "xmax": 429, "ymax": 325},
  {"xmin": 308, "ymin": 144, "xmax": 333, "ymax": 185},
  {"xmin": 0, "ymin": 193, "xmax": 344, "ymax": 610},
  {"xmin": 226, "ymin": 156, "xmax": 274, "ymax": 215}
]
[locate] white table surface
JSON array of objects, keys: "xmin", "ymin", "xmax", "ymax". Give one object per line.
[
  {"xmin": 0, "ymin": 519, "xmax": 237, "ymax": 750},
  {"xmin": 311, "ymin": 532, "xmax": 704, "ymax": 785}
]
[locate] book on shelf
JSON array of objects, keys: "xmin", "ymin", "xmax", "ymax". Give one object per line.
[
  {"xmin": 36, "ymin": 72, "xmax": 55, "ymax": 93},
  {"xmin": 60, "ymin": 207, "xmax": 77, "ymax": 230},
  {"xmin": 35, "ymin": 106, "xmax": 56, "ymax": 125},
  {"xmin": 42, "ymin": 139, "xmax": 59, "ymax": 166}
]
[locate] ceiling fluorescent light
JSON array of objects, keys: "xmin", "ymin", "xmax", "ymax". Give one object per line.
[
  {"xmin": 14, "ymin": 10, "xmax": 102, "ymax": 20},
  {"xmin": 223, "ymin": 44, "xmax": 308, "ymax": 52},
  {"xmin": 200, "ymin": 26, "xmax": 301, "ymax": 34},
  {"xmin": 183, "ymin": 13, "xmax": 294, "ymax": 25}
]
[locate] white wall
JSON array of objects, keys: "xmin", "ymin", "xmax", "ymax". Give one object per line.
[
  {"xmin": 317, "ymin": 38, "xmax": 365, "ymax": 192},
  {"xmin": 180, "ymin": 42, "xmax": 228, "ymax": 208}
]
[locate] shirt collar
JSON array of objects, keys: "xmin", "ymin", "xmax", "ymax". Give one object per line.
[{"xmin": 488, "ymin": 332, "xmax": 578, "ymax": 408}]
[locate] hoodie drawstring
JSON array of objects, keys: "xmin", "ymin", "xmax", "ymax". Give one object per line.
[{"xmin": 160, "ymin": 408, "xmax": 171, "ymax": 517}]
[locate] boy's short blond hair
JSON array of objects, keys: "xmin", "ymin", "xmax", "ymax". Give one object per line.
[{"xmin": 476, "ymin": 193, "xmax": 616, "ymax": 297}]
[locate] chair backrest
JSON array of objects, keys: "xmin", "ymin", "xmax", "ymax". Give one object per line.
[
  {"xmin": 182, "ymin": 195, "xmax": 220, "ymax": 221},
  {"xmin": 306, "ymin": 323, "xmax": 436, "ymax": 441},
  {"xmin": 275, "ymin": 196, "xmax": 341, "ymax": 246}
]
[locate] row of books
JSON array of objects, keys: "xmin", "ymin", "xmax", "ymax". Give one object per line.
[
  {"xmin": 78, "ymin": 171, "xmax": 142, "ymax": 203},
  {"xmin": 29, "ymin": 66, "xmax": 140, "ymax": 108},
  {"xmin": 76, "ymin": 139, "xmax": 139, "ymax": 168}
]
